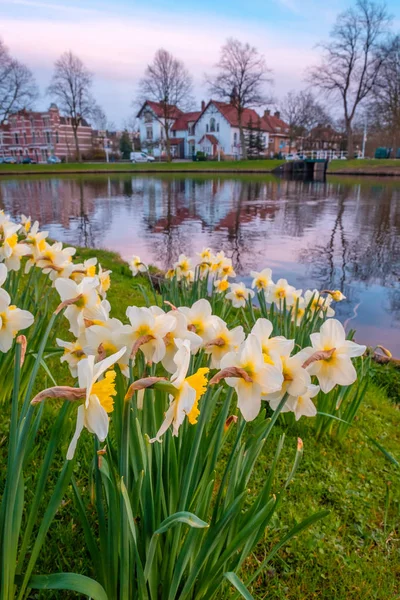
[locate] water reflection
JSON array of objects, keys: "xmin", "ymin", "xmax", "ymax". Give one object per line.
[{"xmin": 0, "ymin": 173, "xmax": 399, "ymax": 355}]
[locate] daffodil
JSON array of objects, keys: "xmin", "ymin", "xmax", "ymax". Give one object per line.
[
  {"xmin": 197, "ymin": 247, "xmax": 213, "ymax": 261},
  {"xmin": 0, "ymin": 288, "xmax": 34, "ymax": 352},
  {"xmin": 219, "ymin": 334, "xmax": 283, "ymax": 421},
  {"xmin": 84, "ymin": 317, "xmax": 129, "ymax": 376},
  {"xmin": 97, "ymin": 264, "xmax": 112, "ymax": 298},
  {"xmin": 178, "ymin": 299, "xmax": 219, "ymax": 344},
  {"xmin": 119, "ymin": 305, "xmax": 176, "ymax": 364},
  {"xmin": 70, "ymin": 258, "xmax": 98, "ymax": 283},
  {"xmin": 291, "ymin": 296, "xmax": 306, "ymax": 326},
  {"xmin": 162, "ymin": 310, "xmax": 202, "ymax": 373},
  {"xmin": 250, "ymin": 268, "xmax": 273, "ymax": 291},
  {"xmin": 20, "ymin": 214, "xmax": 31, "ymax": 233},
  {"xmin": 130, "ymin": 255, "xmax": 147, "ymax": 277},
  {"xmin": 55, "ymin": 276, "xmax": 107, "ymax": 337},
  {"xmin": 265, "ymin": 279, "xmax": 297, "ymax": 307},
  {"xmin": 304, "ymin": 290, "xmax": 335, "ymax": 318},
  {"xmin": 304, "ymin": 319, "xmax": 366, "ymax": 393},
  {"xmin": 36, "ymin": 241, "xmax": 76, "ymax": 281},
  {"xmin": 265, "ymin": 347, "xmax": 311, "ymax": 409},
  {"xmin": 284, "ymin": 383, "xmax": 319, "ymax": 421},
  {"xmin": 57, "ymin": 336, "xmax": 87, "ymax": 377},
  {"xmin": 150, "ymin": 339, "xmax": 209, "ymax": 442},
  {"xmin": 0, "ymin": 222, "xmax": 30, "ymax": 271},
  {"xmin": 225, "ymin": 282, "xmax": 255, "ymax": 309},
  {"xmin": 330, "ymin": 290, "xmax": 346, "ymax": 302},
  {"xmin": 174, "ymin": 254, "xmax": 192, "ymax": 280},
  {"xmin": 32, "ymin": 347, "xmax": 126, "ymax": 459},
  {"xmin": 251, "ymin": 319, "xmax": 294, "ymax": 365},
  {"xmin": 214, "ymin": 278, "xmax": 230, "ymax": 293},
  {"xmin": 218, "ymin": 257, "xmax": 236, "ymax": 279},
  {"xmin": 204, "ymin": 317, "xmax": 245, "ymax": 369},
  {"xmin": 0, "ymin": 263, "xmax": 7, "ymax": 287}
]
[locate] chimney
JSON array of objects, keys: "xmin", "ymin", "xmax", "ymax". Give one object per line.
[
  {"xmin": 274, "ymin": 111, "xmax": 280, "ymax": 119},
  {"xmin": 264, "ymin": 109, "xmax": 270, "ymax": 117},
  {"xmin": 201, "ymin": 100, "xmax": 205, "ymax": 111}
]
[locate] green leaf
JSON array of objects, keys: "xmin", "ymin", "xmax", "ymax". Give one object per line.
[
  {"xmin": 224, "ymin": 572, "xmax": 254, "ymax": 599},
  {"xmin": 155, "ymin": 511, "xmax": 209, "ymax": 535},
  {"xmin": 23, "ymin": 573, "xmax": 108, "ymax": 600},
  {"xmin": 367, "ymin": 435, "xmax": 399, "ymax": 467}
]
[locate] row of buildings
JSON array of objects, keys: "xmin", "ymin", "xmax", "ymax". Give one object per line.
[
  {"xmin": 136, "ymin": 98, "xmax": 346, "ymax": 159},
  {"xmin": 0, "ymin": 100, "xmax": 346, "ymax": 163},
  {"xmin": 0, "ymin": 104, "xmax": 121, "ymax": 163}
]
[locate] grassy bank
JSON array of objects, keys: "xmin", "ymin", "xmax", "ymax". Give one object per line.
[
  {"xmin": 328, "ymin": 159, "xmax": 400, "ymax": 175},
  {"xmin": 3, "ymin": 246, "xmax": 398, "ymax": 599},
  {"xmin": 0, "ymin": 159, "xmax": 285, "ymax": 175}
]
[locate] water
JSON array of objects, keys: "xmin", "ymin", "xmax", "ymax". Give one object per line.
[{"xmin": 0, "ymin": 173, "xmax": 399, "ymax": 356}]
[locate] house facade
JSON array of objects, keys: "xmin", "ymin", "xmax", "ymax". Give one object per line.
[
  {"xmin": 261, "ymin": 110, "xmax": 291, "ymax": 156},
  {"xmin": 137, "ymin": 99, "xmax": 275, "ymax": 159},
  {"xmin": 0, "ymin": 104, "xmax": 93, "ymax": 162}
]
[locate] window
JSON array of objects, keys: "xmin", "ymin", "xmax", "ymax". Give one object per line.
[
  {"xmin": 14, "ymin": 133, "xmax": 19, "ymax": 144},
  {"xmin": 210, "ymin": 118, "xmax": 216, "ymax": 132},
  {"xmin": 233, "ymin": 132, "xmax": 237, "ymax": 144},
  {"xmin": 144, "ymin": 111, "xmax": 153, "ymax": 123},
  {"xmin": 206, "ymin": 124, "xmax": 209, "ymax": 132},
  {"xmin": 23, "ymin": 133, "xmax": 27, "ymax": 144},
  {"xmin": 173, "ymin": 130, "xmax": 176, "ymax": 137},
  {"xmin": 216, "ymin": 123, "xmax": 219, "ymax": 132},
  {"xmin": 46, "ymin": 131, "xmax": 51, "ymax": 143},
  {"xmin": 56, "ymin": 132, "xmax": 59, "ymax": 143},
  {"xmin": 32, "ymin": 131, "xmax": 36, "ymax": 143},
  {"xmin": 146, "ymin": 127, "xmax": 153, "ymax": 141}
]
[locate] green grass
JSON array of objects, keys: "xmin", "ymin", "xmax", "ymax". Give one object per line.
[
  {"xmin": 0, "ymin": 159, "xmax": 285, "ymax": 175},
  {"xmin": 328, "ymin": 159, "xmax": 400, "ymax": 174},
  {"xmin": 1, "ymin": 247, "xmax": 399, "ymax": 599}
]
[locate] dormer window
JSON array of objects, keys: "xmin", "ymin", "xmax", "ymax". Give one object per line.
[{"xmin": 144, "ymin": 111, "xmax": 153, "ymax": 123}]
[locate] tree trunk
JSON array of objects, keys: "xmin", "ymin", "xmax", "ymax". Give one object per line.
[
  {"xmin": 239, "ymin": 125, "xmax": 247, "ymax": 160},
  {"xmin": 165, "ymin": 131, "xmax": 172, "ymax": 162},
  {"xmin": 346, "ymin": 121, "xmax": 354, "ymax": 160},
  {"xmin": 73, "ymin": 126, "xmax": 81, "ymax": 163}
]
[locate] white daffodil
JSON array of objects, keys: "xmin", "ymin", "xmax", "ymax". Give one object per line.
[
  {"xmin": 150, "ymin": 339, "xmax": 209, "ymax": 442},
  {"xmin": 266, "ymin": 279, "xmax": 298, "ymax": 307},
  {"xmin": 178, "ymin": 299, "xmax": 219, "ymax": 344},
  {"xmin": 96, "ymin": 264, "xmax": 112, "ymax": 298},
  {"xmin": 197, "ymin": 247, "xmax": 213, "ymax": 261},
  {"xmin": 250, "ymin": 318, "xmax": 287, "ymax": 374},
  {"xmin": 0, "ymin": 263, "xmax": 8, "ymax": 287},
  {"xmin": 0, "ymin": 222, "xmax": 30, "ymax": 271},
  {"xmin": 57, "ymin": 335, "xmax": 87, "ymax": 377},
  {"xmin": 209, "ymin": 251, "xmax": 226, "ymax": 275},
  {"xmin": 162, "ymin": 310, "xmax": 202, "ymax": 373},
  {"xmin": 129, "ymin": 255, "xmax": 147, "ymax": 277},
  {"xmin": 284, "ymin": 383, "xmax": 320, "ymax": 421},
  {"xmin": 174, "ymin": 254, "xmax": 192, "ymax": 281},
  {"xmin": 330, "ymin": 290, "xmax": 346, "ymax": 302},
  {"xmin": 31, "ymin": 347, "xmax": 126, "ymax": 460},
  {"xmin": 165, "ymin": 268, "xmax": 176, "ymax": 280},
  {"xmin": 20, "ymin": 214, "xmax": 32, "ymax": 233},
  {"xmin": 84, "ymin": 317, "xmax": 129, "ymax": 376},
  {"xmin": 250, "ymin": 268, "xmax": 273, "ymax": 291},
  {"xmin": 291, "ymin": 296, "xmax": 306, "ymax": 326},
  {"xmin": 0, "ymin": 288, "xmax": 34, "ymax": 352},
  {"xmin": 119, "ymin": 305, "xmax": 176, "ymax": 364},
  {"xmin": 214, "ymin": 278, "xmax": 230, "ymax": 293},
  {"xmin": 55, "ymin": 276, "xmax": 107, "ymax": 337},
  {"xmin": 304, "ymin": 290, "xmax": 335, "ymax": 318},
  {"xmin": 265, "ymin": 347, "xmax": 311, "ymax": 410},
  {"xmin": 70, "ymin": 257, "xmax": 98, "ymax": 283},
  {"xmin": 204, "ymin": 317, "xmax": 245, "ymax": 369},
  {"xmin": 219, "ymin": 334, "xmax": 283, "ymax": 422},
  {"xmin": 36, "ymin": 241, "xmax": 76, "ymax": 281},
  {"xmin": 305, "ymin": 319, "xmax": 366, "ymax": 393},
  {"xmin": 225, "ymin": 282, "xmax": 255, "ymax": 309},
  {"xmin": 218, "ymin": 257, "xmax": 236, "ymax": 279}
]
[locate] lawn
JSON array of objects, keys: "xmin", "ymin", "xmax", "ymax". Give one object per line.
[
  {"xmin": 0, "ymin": 159, "xmax": 285, "ymax": 175},
  {"xmin": 2, "ymin": 246, "xmax": 398, "ymax": 599},
  {"xmin": 328, "ymin": 159, "xmax": 400, "ymax": 174}
]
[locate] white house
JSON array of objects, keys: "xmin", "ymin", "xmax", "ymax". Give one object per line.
[{"xmin": 137, "ymin": 99, "xmax": 272, "ymax": 159}]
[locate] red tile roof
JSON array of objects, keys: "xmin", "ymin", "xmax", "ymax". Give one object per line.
[
  {"xmin": 196, "ymin": 101, "xmax": 270, "ymax": 131},
  {"xmin": 199, "ymin": 134, "xmax": 219, "ymax": 145},
  {"xmin": 261, "ymin": 113, "xmax": 290, "ymax": 135},
  {"xmin": 137, "ymin": 101, "xmax": 183, "ymax": 120},
  {"xmin": 171, "ymin": 111, "xmax": 202, "ymax": 131}
]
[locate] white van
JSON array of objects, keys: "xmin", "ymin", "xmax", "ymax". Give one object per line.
[{"xmin": 130, "ymin": 152, "xmax": 155, "ymax": 163}]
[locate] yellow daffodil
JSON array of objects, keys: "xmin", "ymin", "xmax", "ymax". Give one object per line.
[
  {"xmin": 0, "ymin": 288, "xmax": 34, "ymax": 352},
  {"xmin": 250, "ymin": 268, "xmax": 273, "ymax": 291},
  {"xmin": 225, "ymin": 282, "xmax": 255, "ymax": 309}
]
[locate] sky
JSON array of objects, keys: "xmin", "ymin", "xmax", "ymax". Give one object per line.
[{"xmin": 1, "ymin": 0, "xmax": 400, "ymax": 127}]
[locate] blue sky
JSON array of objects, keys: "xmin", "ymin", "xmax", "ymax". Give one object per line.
[{"xmin": 1, "ymin": 0, "xmax": 399, "ymax": 126}]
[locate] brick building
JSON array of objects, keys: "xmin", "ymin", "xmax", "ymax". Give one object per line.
[{"xmin": 0, "ymin": 104, "xmax": 93, "ymax": 162}]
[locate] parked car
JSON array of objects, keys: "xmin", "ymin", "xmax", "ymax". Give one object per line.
[
  {"xmin": 130, "ymin": 152, "xmax": 155, "ymax": 163},
  {"xmin": 22, "ymin": 157, "xmax": 37, "ymax": 164},
  {"xmin": 2, "ymin": 156, "xmax": 17, "ymax": 164},
  {"xmin": 285, "ymin": 153, "xmax": 300, "ymax": 161},
  {"xmin": 47, "ymin": 156, "xmax": 61, "ymax": 164}
]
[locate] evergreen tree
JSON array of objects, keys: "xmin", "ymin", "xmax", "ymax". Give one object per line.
[
  {"xmin": 119, "ymin": 130, "xmax": 133, "ymax": 159},
  {"xmin": 254, "ymin": 118, "xmax": 266, "ymax": 155},
  {"xmin": 245, "ymin": 118, "xmax": 257, "ymax": 157}
]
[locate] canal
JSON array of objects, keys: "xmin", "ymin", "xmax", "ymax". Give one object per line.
[{"xmin": 0, "ymin": 173, "xmax": 399, "ymax": 356}]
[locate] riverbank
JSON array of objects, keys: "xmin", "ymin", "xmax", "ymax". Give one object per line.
[
  {"xmin": 2, "ymin": 158, "xmax": 400, "ymax": 176},
  {"xmin": 0, "ymin": 159, "xmax": 284, "ymax": 175},
  {"xmin": 328, "ymin": 159, "xmax": 400, "ymax": 175}
]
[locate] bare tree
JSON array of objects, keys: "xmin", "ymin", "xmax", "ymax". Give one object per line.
[
  {"xmin": 47, "ymin": 51, "xmax": 97, "ymax": 162},
  {"xmin": 0, "ymin": 39, "xmax": 38, "ymax": 124},
  {"xmin": 281, "ymin": 90, "xmax": 331, "ymax": 152},
  {"xmin": 368, "ymin": 35, "xmax": 400, "ymax": 150},
  {"xmin": 308, "ymin": 0, "xmax": 393, "ymax": 159},
  {"xmin": 137, "ymin": 49, "xmax": 193, "ymax": 162},
  {"xmin": 206, "ymin": 38, "xmax": 272, "ymax": 159}
]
